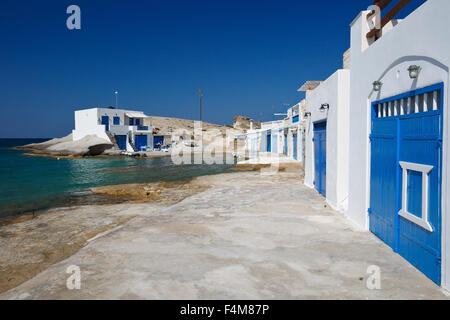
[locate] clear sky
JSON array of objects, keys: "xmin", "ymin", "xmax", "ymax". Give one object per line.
[{"xmin": 0, "ymin": 0, "xmax": 427, "ymax": 138}]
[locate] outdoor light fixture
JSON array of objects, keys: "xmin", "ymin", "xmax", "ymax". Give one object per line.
[
  {"xmin": 320, "ymin": 103, "xmax": 329, "ymax": 112},
  {"xmin": 373, "ymin": 81, "xmax": 382, "ymax": 92},
  {"xmin": 304, "ymin": 112, "xmax": 311, "ymax": 117},
  {"xmin": 408, "ymin": 65, "xmax": 421, "ymax": 79}
]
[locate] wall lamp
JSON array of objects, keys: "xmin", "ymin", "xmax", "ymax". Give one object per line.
[
  {"xmin": 304, "ymin": 112, "xmax": 311, "ymax": 117},
  {"xmin": 408, "ymin": 65, "xmax": 421, "ymax": 79},
  {"xmin": 320, "ymin": 103, "xmax": 329, "ymax": 112},
  {"xmin": 373, "ymin": 81, "xmax": 383, "ymax": 92}
]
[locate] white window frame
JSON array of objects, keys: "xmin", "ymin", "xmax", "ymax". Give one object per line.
[{"xmin": 398, "ymin": 161, "xmax": 434, "ymax": 232}]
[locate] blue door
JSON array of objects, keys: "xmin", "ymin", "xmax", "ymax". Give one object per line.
[
  {"xmin": 284, "ymin": 133, "xmax": 288, "ymax": 155},
  {"xmin": 293, "ymin": 133, "xmax": 298, "ymax": 160},
  {"xmin": 313, "ymin": 122, "xmax": 326, "ymax": 196},
  {"xmin": 101, "ymin": 116, "xmax": 109, "ymax": 131},
  {"xmin": 134, "ymin": 135, "xmax": 147, "ymax": 151},
  {"xmin": 370, "ymin": 117, "xmax": 398, "ymax": 249},
  {"xmin": 114, "ymin": 135, "xmax": 127, "ymax": 150},
  {"xmin": 266, "ymin": 131, "xmax": 271, "ymax": 152},
  {"xmin": 153, "ymin": 136, "xmax": 164, "ymax": 148},
  {"xmin": 370, "ymin": 83, "xmax": 443, "ymax": 284}
]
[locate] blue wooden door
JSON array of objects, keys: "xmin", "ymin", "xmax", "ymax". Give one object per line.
[
  {"xmin": 266, "ymin": 132, "xmax": 271, "ymax": 152},
  {"xmin": 314, "ymin": 122, "xmax": 326, "ymax": 196},
  {"xmin": 293, "ymin": 133, "xmax": 298, "ymax": 160},
  {"xmin": 101, "ymin": 116, "xmax": 109, "ymax": 131},
  {"xmin": 370, "ymin": 83, "xmax": 443, "ymax": 284},
  {"xmin": 134, "ymin": 135, "xmax": 147, "ymax": 151},
  {"xmin": 398, "ymin": 112, "xmax": 442, "ymax": 284},
  {"xmin": 114, "ymin": 135, "xmax": 127, "ymax": 150},
  {"xmin": 369, "ymin": 117, "xmax": 398, "ymax": 249},
  {"xmin": 284, "ymin": 134, "xmax": 288, "ymax": 155}
]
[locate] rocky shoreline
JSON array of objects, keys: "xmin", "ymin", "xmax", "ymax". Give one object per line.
[
  {"xmin": 0, "ymin": 176, "xmax": 215, "ymax": 294},
  {"xmin": 0, "ymin": 162, "xmax": 289, "ymax": 294}
]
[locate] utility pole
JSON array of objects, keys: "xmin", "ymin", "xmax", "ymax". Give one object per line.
[
  {"xmin": 114, "ymin": 90, "xmax": 118, "ymax": 109},
  {"xmin": 199, "ymin": 87, "xmax": 203, "ymax": 122}
]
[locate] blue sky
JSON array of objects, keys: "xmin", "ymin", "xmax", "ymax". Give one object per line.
[{"xmin": 0, "ymin": 0, "xmax": 427, "ymax": 138}]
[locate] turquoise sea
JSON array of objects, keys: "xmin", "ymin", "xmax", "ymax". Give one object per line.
[{"xmin": 0, "ymin": 139, "xmax": 236, "ymax": 219}]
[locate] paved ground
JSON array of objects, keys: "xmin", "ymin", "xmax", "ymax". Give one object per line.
[{"xmin": 1, "ymin": 169, "xmax": 447, "ymax": 299}]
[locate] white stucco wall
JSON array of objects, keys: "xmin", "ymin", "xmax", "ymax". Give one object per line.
[
  {"xmin": 72, "ymin": 108, "xmax": 152, "ymax": 152},
  {"xmin": 72, "ymin": 108, "xmax": 110, "ymax": 141},
  {"xmin": 304, "ymin": 69, "xmax": 350, "ymax": 211},
  {"xmin": 348, "ymin": 0, "xmax": 450, "ymax": 288}
]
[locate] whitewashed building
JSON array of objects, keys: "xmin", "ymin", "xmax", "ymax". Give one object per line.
[
  {"xmin": 346, "ymin": 0, "xmax": 450, "ymax": 288},
  {"xmin": 241, "ymin": 105, "xmax": 303, "ymax": 163},
  {"xmin": 302, "ymin": 70, "xmax": 350, "ymax": 212},
  {"xmin": 72, "ymin": 107, "xmax": 153, "ymax": 152},
  {"xmin": 298, "ymin": 0, "xmax": 450, "ymax": 288}
]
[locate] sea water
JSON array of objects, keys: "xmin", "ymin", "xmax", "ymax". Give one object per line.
[{"xmin": 0, "ymin": 139, "xmax": 235, "ymax": 218}]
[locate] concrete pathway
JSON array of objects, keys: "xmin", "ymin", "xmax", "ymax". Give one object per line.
[{"xmin": 1, "ymin": 170, "xmax": 447, "ymax": 299}]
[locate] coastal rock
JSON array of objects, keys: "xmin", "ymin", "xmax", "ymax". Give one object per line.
[
  {"xmin": 18, "ymin": 133, "xmax": 114, "ymax": 157},
  {"xmin": 18, "ymin": 134, "xmax": 74, "ymax": 150}
]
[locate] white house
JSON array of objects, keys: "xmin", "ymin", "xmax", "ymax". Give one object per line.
[
  {"xmin": 285, "ymin": 102, "xmax": 304, "ymax": 162},
  {"xmin": 346, "ymin": 0, "xmax": 449, "ymax": 288},
  {"xmin": 295, "ymin": 0, "xmax": 450, "ymax": 288},
  {"xmin": 72, "ymin": 107, "xmax": 153, "ymax": 152},
  {"xmin": 302, "ymin": 70, "xmax": 350, "ymax": 212},
  {"xmin": 240, "ymin": 105, "xmax": 303, "ymax": 163}
]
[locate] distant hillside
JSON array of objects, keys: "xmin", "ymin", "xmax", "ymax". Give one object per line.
[{"xmin": 148, "ymin": 116, "xmax": 231, "ymax": 135}]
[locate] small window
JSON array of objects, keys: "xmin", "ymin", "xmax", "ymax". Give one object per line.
[
  {"xmin": 398, "ymin": 161, "xmax": 434, "ymax": 232},
  {"xmin": 113, "ymin": 116, "xmax": 120, "ymax": 125},
  {"xmin": 129, "ymin": 118, "xmax": 134, "ymax": 125}
]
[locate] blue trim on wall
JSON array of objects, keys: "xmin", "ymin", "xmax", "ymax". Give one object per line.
[
  {"xmin": 101, "ymin": 116, "xmax": 109, "ymax": 131},
  {"xmin": 371, "ymin": 82, "xmax": 444, "ymax": 120},
  {"xmin": 375, "ymin": 83, "xmax": 444, "ymax": 105}
]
